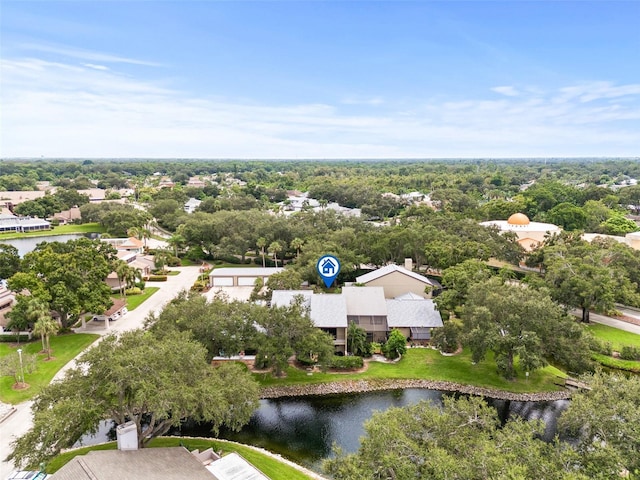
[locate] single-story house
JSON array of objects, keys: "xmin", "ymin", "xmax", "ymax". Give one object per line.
[
  {"xmin": 49, "ymin": 447, "xmax": 268, "ymax": 480},
  {"xmin": 355, "ymin": 259, "xmax": 436, "ymax": 299},
  {"xmin": 50, "ymin": 206, "xmax": 81, "ymax": 224},
  {"xmin": 102, "ymin": 237, "xmax": 145, "ymax": 254},
  {"xmin": 184, "ymin": 197, "xmax": 202, "ymax": 213},
  {"xmin": 209, "ymin": 267, "xmax": 283, "ymax": 288},
  {"xmin": 0, "ymin": 214, "xmax": 50, "ymax": 233}
]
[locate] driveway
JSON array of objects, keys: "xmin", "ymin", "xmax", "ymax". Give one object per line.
[{"xmin": 0, "ymin": 266, "xmax": 202, "ymax": 478}]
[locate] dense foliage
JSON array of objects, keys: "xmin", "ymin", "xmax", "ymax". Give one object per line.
[
  {"xmin": 8, "ymin": 330, "xmax": 260, "ymax": 469},
  {"xmin": 325, "ymin": 372, "xmax": 640, "ymax": 480}
]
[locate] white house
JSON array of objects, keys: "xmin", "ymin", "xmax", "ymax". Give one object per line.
[{"xmin": 184, "ymin": 198, "xmax": 202, "ymax": 214}]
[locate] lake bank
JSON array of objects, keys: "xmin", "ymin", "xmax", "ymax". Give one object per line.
[{"xmin": 260, "ymin": 378, "xmax": 572, "ymax": 402}]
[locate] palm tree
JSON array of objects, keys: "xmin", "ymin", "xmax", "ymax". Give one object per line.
[
  {"xmin": 290, "ymin": 237, "xmax": 304, "ymax": 259},
  {"xmin": 167, "ymin": 233, "xmax": 185, "ymax": 257},
  {"xmin": 33, "ymin": 316, "xmax": 59, "ymax": 360},
  {"xmin": 268, "ymin": 241, "xmax": 282, "ymax": 268},
  {"xmin": 115, "ymin": 260, "xmax": 131, "ymax": 296},
  {"xmin": 127, "ymin": 227, "xmax": 142, "ymax": 240},
  {"xmin": 257, "ymin": 237, "xmax": 267, "ymax": 268},
  {"xmin": 26, "ymin": 298, "xmax": 51, "ymax": 352}
]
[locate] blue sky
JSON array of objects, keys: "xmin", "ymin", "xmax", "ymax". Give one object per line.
[{"xmin": 1, "ymin": 1, "xmax": 639, "ymax": 158}]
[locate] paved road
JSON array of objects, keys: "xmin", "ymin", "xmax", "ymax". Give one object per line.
[
  {"xmin": 0, "ymin": 266, "xmax": 202, "ymax": 479},
  {"xmin": 573, "ymin": 309, "xmax": 640, "ymax": 335}
]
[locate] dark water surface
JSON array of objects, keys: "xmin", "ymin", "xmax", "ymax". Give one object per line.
[
  {"xmin": 175, "ymin": 389, "xmax": 570, "ymax": 472},
  {"xmin": 78, "ymin": 389, "xmax": 569, "ymax": 472}
]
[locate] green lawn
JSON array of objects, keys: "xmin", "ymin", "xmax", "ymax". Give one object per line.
[
  {"xmin": 46, "ymin": 438, "xmax": 316, "ymax": 479},
  {"xmin": 113, "ymin": 287, "xmax": 159, "ymax": 310},
  {"xmin": 0, "ymin": 333, "xmax": 99, "ymax": 404},
  {"xmin": 585, "ymin": 323, "xmax": 640, "ymax": 350},
  {"xmin": 591, "ymin": 353, "xmax": 640, "ymax": 373},
  {"xmin": 0, "ymin": 223, "xmax": 105, "ymax": 240},
  {"xmin": 256, "ymin": 348, "xmax": 566, "ymax": 394}
]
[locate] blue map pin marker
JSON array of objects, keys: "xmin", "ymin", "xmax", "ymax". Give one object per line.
[{"xmin": 316, "ymin": 255, "xmax": 341, "ymax": 288}]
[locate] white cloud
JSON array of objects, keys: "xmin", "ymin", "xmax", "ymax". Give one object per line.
[
  {"xmin": 82, "ymin": 63, "xmax": 110, "ymax": 71},
  {"xmin": 491, "ymin": 86, "xmax": 520, "ymax": 97},
  {"xmin": 18, "ymin": 43, "xmax": 163, "ymax": 67},
  {"xmin": 1, "ymin": 57, "xmax": 639, "ymax": 158}
]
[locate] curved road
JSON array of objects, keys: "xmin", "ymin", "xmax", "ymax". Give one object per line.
[{"xmin": 0, "ymin": 266, "xmax": 203, "ymax": 478}]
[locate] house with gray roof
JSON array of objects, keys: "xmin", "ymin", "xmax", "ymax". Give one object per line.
[
  {"xmin": 272, "ymin": 290, "xmax": 348, "ymax": 349},
  {"xmin": 272, "ymin": 285, "xmax": 443, "ymax": 352},
  {"xmin": 0, "ymin": 214, "xmax": 50, "ymax": 233}
]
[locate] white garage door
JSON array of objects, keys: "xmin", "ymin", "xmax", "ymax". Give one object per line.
[
  {"xmin": 237, "ymin": 276, "xmax": 259, "ymax": 286},
  {"xmin": 213, "ymin": 277, "xmax": 234, "ymax": 286}
]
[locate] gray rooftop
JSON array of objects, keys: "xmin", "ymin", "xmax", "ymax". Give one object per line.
[
  {"xmin": 342, "ymin": 286, "xmax": 387, "ymax": 316},
  {"xmin": 271, "ymin": 290, "xmax": 347, "ymax": 328},
  {"xmin": 49, "ymin": 447, "xmax": 215, "ymax": 480},
  {"xmin": 386, "ymin": 299, "xmax": 444, "ymax": 328}
]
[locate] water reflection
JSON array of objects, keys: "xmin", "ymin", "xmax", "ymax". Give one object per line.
[
  {"xmin": 178, "ymin": 389, "xmax": 567, "ymax": 471},
  {"xmin": 76, "ymin": 389, "xmax": 570, "ymax": 474}
]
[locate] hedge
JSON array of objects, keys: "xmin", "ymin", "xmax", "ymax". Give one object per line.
[
  {"xmin": 146, "ymin": 275, "xmax": 168, "ymax": 282},
  {"xmin": 620, "ymin": 345, "xmax": 640, "ymax": 361},
  {"xmin": 0, "ymin": 333, "xmax": 32, "ymax": 343}
]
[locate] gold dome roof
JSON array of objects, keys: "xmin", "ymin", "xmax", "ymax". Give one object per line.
[{"xmin": 507, "ymin": 213, "xmax": 530, "ymax": 226}]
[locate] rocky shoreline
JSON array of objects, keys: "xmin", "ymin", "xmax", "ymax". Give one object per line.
[{"xmin": 260, "ymin": 379, "xmax": 572, "ymax": 402}]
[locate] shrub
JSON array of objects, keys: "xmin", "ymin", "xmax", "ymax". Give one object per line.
[
  {"xmin": 0, "ymin": 333, "xmax": 31, "ymax": 343},
  {"xmin": 125, "ymin": 287, "xmax": 142, "ymax": 296},
  {"xmin": 586, "ymin": 335, "xmax": 613, "ymax": 356},
  {"xmin": 215, "ymin": 254, "xmax": 242, "ymax": 264},
  {"xmin": 190, "ymin": 280, "xmax": 208, "ymax": 292},
  {"xmin": 167, "ymin": 256, "xmax": 182, "ymax": 267},
  {"xmin": 369, "ymin": 342, "xmax": 382, "ymax": 355},
  {"xmin": 620, "ymin": 345, "xmax": 640, "ymax": 361},
  {"xmin": 382, "ymin": 329, "xmax": 407, "ymax": 360},
  {"xmin": 147, "ymin": 275, "xmax": 168, "ymax": 282},
  {"xmin": 329, "ymin": 355, "xmax": 363, "ymax": 370}
]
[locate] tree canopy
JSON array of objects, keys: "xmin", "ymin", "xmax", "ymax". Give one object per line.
[
  {"xmin": 8, "ymin": 238, "xmax": 117, "ymax": 328},
  {"xmin": 8, "ymin": 330, "xmax": 260, "ymax": 469}
]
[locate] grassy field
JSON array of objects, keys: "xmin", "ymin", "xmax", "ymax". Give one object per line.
[
  {"xmin": 586, "ymin": 323, "xmax": 640, "ymax": 372},
  {"xmin": 0, "ymin": 333, "xmax": 99, "ymax": 404},
  {"xmin": 255, "ymin": 348, "xmax": 567, "ymax": 393},
  {"xmin": 46, "ymin": 438, "xmax": 317, "ymax": 479},
  {"xmin": 0, "ymin": 223, "xmax": 105, "ymax": 240},
  {"xmin": 113, "ymin": 287, "xmax": 159, "ymax": 310},
  {"xmin": 585, "ymin": 323, "xmax": 640, "ymax": 350}
]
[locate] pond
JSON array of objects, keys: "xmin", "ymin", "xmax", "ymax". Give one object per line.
[
  {"xmin": 1, "ymin": 233, "xmax": 101, "ymax": 257},
  {"xmin": 78, "ymin": 389, "xmax": 570, "ymax": 475}
]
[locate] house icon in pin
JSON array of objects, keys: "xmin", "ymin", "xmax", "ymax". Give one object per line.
[{"xmin": 321, "ymin": 258, "xmax": 336, "ymax": 275}]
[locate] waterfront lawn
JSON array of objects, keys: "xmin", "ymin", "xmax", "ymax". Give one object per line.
[
  {"xmin": 0, "ymin": 223, "xmax": 105, "ymax": 239},
  {"xmin": 255, "ymin": 348, "xmax": 566, "ymax": 393},
  {"xmin": 591, "ymin": 353, "xmax": 640, "ymax": 373},
  {"xmin": 585, "ymin": 323, "xmax": 640, "ymax": 350},
  {"xmin": 46, "ymin": 438, "xmax": 316, "ymax": 479},
  {"xmin": 0, "ymin": 333, "xmax": 99, "ymax": 404},
  {"xmin": 113, "ymin": 287, "xmax": 159, "ymax": 310}
]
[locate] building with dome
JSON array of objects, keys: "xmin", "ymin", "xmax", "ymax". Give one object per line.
[{"xmin": 480, "ymin": 213, "xmax": 561, "ymax": 252}]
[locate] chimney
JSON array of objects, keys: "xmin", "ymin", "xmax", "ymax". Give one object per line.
[
  {"xmin": 116, "ymin": 421, "xmax": 139, "ymax": 451},
  {"xmin": 404, "ymin": 258, "xmax": 413, "ymax": 271}
]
